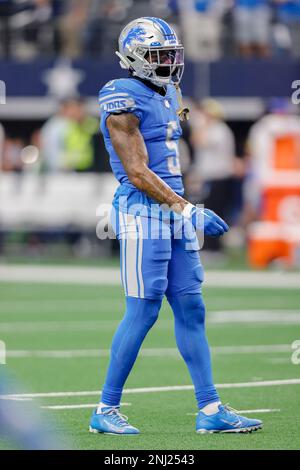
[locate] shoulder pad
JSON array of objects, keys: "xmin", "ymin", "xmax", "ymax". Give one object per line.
[
  {"xmin": 99, "ymin": 79, "xmax": 137, "ymax": 113},
  {"xmin": 99, "ymin": 78, "xmax": 149, "ymax": 115}
]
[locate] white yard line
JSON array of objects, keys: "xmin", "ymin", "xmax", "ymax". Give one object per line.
[
  {"xmin": 0, "ymin": 320, "xmax": 123, "ymax": 333},
  {"xmin": 5, "ymin": 344, "xmax": 293, "ymax": 359},
  {"xmin": 2, "ymin": 378, "xmax": 300, "ymax": 400},
  {"xmin": 208, "ymin": 310, "xmax": 300, "ymax": 324},
  {"xmin": 0, "ymin": 396, "xmax": 33, "ymax": 401},
  {"xmin": 42, "ymin": 402, "xmax": 131, "ymax": 410},
  {"xmin": 187, "ymin": 409, "xmax": 281, "ymax": 416},
  {"xmin": 237, "ymin": 409, "xmax": 281, "ymax": 414},
  {"xmin": 44, "ymin": 405, "xmax": 280, "ymax": 413},
  {"xmin": 266, "ymin": 358, "xmax": 290, "ymax": 364},
  {"xmin": 0, "ymin": 266, "xmax": 120, "ymax": 285},
  {"xmin": 1, "ymin": 265, "xmax": 300, "ymax": 288},
  {"xmin": 0, "ymin": 298, "xmax": 123, "ymax": 309},
  {"xmin": 212, "ymin": 344, "xmax": 291, "ymax": 354},
  {"xmin": 0, "ymin": 295, "xmax": 282, "ymax": 308},
  {"xmin": 2, "ymin": 310, "xmax": 300, "ymax": 334}
]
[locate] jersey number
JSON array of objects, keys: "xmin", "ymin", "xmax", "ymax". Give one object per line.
[{"xmin": 166, "ymin": 121, "xmax": 181, "ymax": 176}]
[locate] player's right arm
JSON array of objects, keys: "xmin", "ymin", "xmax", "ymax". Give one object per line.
[
  {"xmin": 107, "ymin": 112, "xmax": 229, "ymax": 237},
  {"xmin": 107, "ymin": 112, "xmax": 189, "ymax": 213}
]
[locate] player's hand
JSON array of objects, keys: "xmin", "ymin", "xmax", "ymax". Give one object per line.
[{"xmin": 193, "ymin": 208, "xmax": 229, "ymax": 237}]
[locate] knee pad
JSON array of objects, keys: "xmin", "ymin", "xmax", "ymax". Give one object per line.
[
  {"xmin": 168, "ymin": 293, "xmax": 206, "ymax": 326},
  {"xmin": 143, "ymin": 238, "xmax": 171, "ymax": 299},
  {"xmin": 166, "ymin": 250, "xmax": 203, "ymax": 297},
  {"xmin": 125, "ymin": 297, "xmax": 162, "ymax": 329},
  {"xmin": 145, "ymin": 274, "xmax": 168, "ymax": 299},
  {"xmin": 186, "ymin": 294, "xmax": 206, "ymax": 325}
]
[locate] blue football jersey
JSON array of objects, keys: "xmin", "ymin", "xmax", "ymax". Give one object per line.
[{"xmin": 99, "ymin": 77, "xmax": 184, "ymax": 201}]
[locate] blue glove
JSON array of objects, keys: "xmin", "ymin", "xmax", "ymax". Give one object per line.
[{"xmin": 192, "ymin": 208, "xmax": 229, "ymax": 237}]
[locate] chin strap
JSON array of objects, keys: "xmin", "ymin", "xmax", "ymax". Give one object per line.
[{"xmin": 174, "ymin": 84, "xmax": 189, "ymax": 122}]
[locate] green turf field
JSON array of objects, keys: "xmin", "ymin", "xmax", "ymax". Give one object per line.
[{"xmin": 0, "ymin": 280, "xmax": 300, "ymax": 450}]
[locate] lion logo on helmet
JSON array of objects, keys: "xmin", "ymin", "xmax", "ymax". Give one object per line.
[{"xmin": 123, "ymin": 26, "xmax": 147, "ymax": 49}]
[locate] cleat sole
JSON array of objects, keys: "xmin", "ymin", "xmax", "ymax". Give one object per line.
[
  {"xmin": 197, "ymin": 424, "xmax": 263, "ymax": 434},
  {"xmin": 89, "ymin": 426, "xmax": 140, "ymax": 436},
  {"xmin": 89, "ymin": 426, "xmax": 103, "ymax": 434}
]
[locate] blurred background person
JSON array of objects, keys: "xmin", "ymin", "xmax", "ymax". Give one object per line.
[
  {"xmin": 1, "ymin": 137, "xmax": 24, "ymax": 173},
  {"xmin": 7, "ymin": 0, "xmax": 63, "ymax": 60},
  {"xmin": 83, "ymin": 0, "xmax": 133, "ymax": 58},
  {"xmin": 178, "ymin": 0, "xmax": 228, "ymax": 61},
  {"xmin": 0, "ymin": 367, "xmax": 68, "ymax": 450},
  {"xmin": 39, "ymin": 98, "xmax": 74, "ymax": 173},
  {"xmin": 63, "ymin": 98, "xmax": 99, "ymax": 172},
  {"xmin": 40, "ymin": 97, "xmax": 99, "ymax": 173},
  {"xmin": 0, "ymin": 0, "xmax": 12, "ymax": 58},
  {"xmin": 58, "ymin": 0, "xmax": 90, "ymax": 58},
  {"xmin": 0, "ymin": 121, "xmax": 4, "ymax": 170},
  {"xmin": 233, "ymin": 0, "xmax": 272, "ymax": 57},
  {"xmin": 190, "ymin": 99, "xmax": 238, "ymax": 253},
  {"xmin": 273, "ymin": 0, "xmax": 300, "ymax": 58}
]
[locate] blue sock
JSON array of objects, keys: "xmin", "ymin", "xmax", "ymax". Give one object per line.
[
  {"xmin": 167, "ymin": 293, "xmax": 220, "ymax": 409},
  {"xmin": 101, "ymin": 296, "xmax": 162, "ymax": 406}
]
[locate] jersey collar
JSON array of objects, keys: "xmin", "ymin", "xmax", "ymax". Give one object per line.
[{"xmin": 129, "ymin": 75, "xmax": 167, "ymax": 97}]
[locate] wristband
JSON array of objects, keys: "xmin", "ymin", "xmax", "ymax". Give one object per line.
[{"xmin": 182, "ymin": 203, "xmax": 196, "ymax": 219}]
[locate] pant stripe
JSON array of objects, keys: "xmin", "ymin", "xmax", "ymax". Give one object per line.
[
  {"xmin": 119, "ymin": 212, "xmax": 125, "ymax": 294},
  {"xmin": 137, "ymin": 216, "xmax": 144, "ymax": 298},
  {"xmin": 125, "ymin": 214, "xmax": 139, "ymax": 297},
  {"xmin": 119, "ymin": 212, "xmax": 145, "ymax": 299},
  {"xmin": 135, "ymin": 218, "xmax": 141, "ymax": 298},
  {"xmin": 120, "ymin": 211, "xmax": 128, "ymax": 295}
]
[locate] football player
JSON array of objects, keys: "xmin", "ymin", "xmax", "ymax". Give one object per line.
[{"xmin": 89, "ymin": 17, "xmax": 262, "ymax": 435}]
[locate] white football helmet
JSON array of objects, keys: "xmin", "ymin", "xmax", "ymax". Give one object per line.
[{"xmin": 116, "ymin": 17, "xmax": 184, "ymax": 87}]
